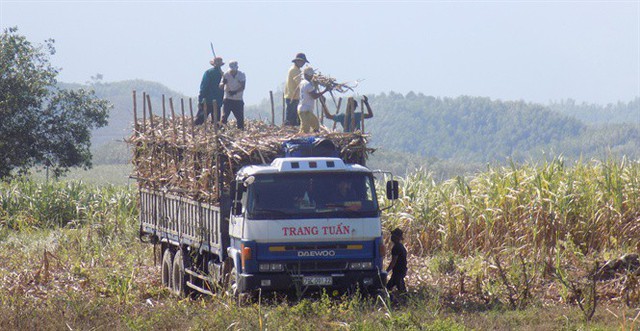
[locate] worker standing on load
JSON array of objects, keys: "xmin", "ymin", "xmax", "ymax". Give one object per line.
[
  {"xmin": 321, "ymin": 95, "xmax": 374, "ymax": 132},
  {"xmin": 195, "ymin": 57, "xmax": 225, "ymax": 125},
  {"xmin": 298, "ymin": 66, "xmax": 330, "ymax": 133},
  {"xmin": 284, "ymin": 53, "xmax": 309, "ymax": 126},
  {"xmin": 219, "ymin": 60, "xmax": 246, "ymax": 130},
  {"xmin": 386, "ymin": 228, "xmax": 407, "ymax": 293}
]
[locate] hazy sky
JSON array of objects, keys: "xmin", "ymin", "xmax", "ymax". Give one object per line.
[{"xmin": 2, "ymin": 1, "xmax": 639, "ymax": 106}]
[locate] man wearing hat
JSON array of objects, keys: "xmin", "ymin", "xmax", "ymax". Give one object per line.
[
  {"xmin": 298, "ymin": 66, "xmax": 330, "ymax": 133},
  {"xmin": 195, "ymin": 57, "xmax": 224, "ymax": 125},
  {"xmin": 284, "ymin": 53, "xmax": 309, "ymax": 126},
  {"xmin": 219, "ymin": 60, "xmax": 246, "ymax": 129},
  {"xmin": 386, "ymin": 228, "xmax": 408, "ymax": 293}
]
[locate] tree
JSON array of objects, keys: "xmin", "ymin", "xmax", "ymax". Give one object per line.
[{"xmin": 0, "ymin": 27, "xmax": 110, "ymax": 179}]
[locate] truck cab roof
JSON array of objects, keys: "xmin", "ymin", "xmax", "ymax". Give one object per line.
[{"xmin": 238, "ymin": 157, "xmax": 371, "ymax": 177}]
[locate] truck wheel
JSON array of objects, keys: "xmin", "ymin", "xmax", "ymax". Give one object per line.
[
  {"xmin": 225, "ymin": 264, "xmax": 239, "ymax": 297},
  {"xmin": 171, "ymin": 249, "xmax": 190, "ymax": 297},
  {"xmin": 161, "ymin": 248, "xmax": 174, "ymax": 289}
]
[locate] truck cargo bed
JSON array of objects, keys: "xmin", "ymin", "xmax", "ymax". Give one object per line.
[{"xmin": 139, "ymin": 188, "xmax": 230, "ymax": 258}]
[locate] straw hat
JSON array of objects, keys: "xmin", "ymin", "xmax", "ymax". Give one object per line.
[
  {"xmin": 303, "ymin": 66, "xmax": 315, "ymax": 77},
  {"xmin": 210, "ymin": 57, "xmax": 224, "ymax": 66}
]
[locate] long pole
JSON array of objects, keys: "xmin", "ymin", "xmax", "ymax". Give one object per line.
[
  {"xmin": 211, "ymin": 100, "xmax": 220, "ymax": 202},
  {"xmin": 189, "ymin": 98, "xmax": 197, "ymax": 192},
  {"xmin": 332, "ymin": 97, "xmax": 342, "ymax": 131},
  {"xmin": 162, "ymin": 95, "xmax": 167, "ymax": 130},
  {"xmin": 181, "ymin": 99, "xmax": 186, "ymax": 146},
  {"xmin": 213, "ymin": 100, "xmax": 219, "ymax": 135},
  {"xmin": 349, "ymin": 99, "xmax": 356, "ymax": 133},
  {"xmin": 360, "ymin": 97, "xmax": 365, "ymax": 133},
  {"xmin": 162, "ymin": 95, "xmax": 167, "ymax": 175},
  {"xmin": 319, "ymin": 95, "xmax": 328, "ymax": 126},
  {"xmin": 142, "ymin": 92, "xmax": 147, "ymax": 133},
  {"xmin": 269, "ymin": 91, "xmax": 275, "ymax": 126},
  {"xmin": 146, "ymin": 94, "xmax": 155, "ymax": 137},
  {"xmin": 132, "ymin": 90, "xmax": 139, "ymax": 179},
  {"xmin": 132, "ymin": 90, "xmax": 138, "ymax": 136},
  {"xmin": 169, "ymin": 98, "xmax": 178, "ymax": 142},
  {"xmin": 169, "ymin": 98, "xmax": 179, "ymax": 171}
]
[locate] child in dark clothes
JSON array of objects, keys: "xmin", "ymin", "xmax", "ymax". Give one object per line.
[{"xmin": 386, "ymin": 228, "xmax": 407, "ymax": 292}]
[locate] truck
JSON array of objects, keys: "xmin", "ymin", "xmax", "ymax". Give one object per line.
[{"xmin": 131, "ymin": 96, "xmax": 398, "ymax": 297}]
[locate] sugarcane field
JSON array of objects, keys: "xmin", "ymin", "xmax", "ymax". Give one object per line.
[{"xmin": 2, "ymin": 3, "xmax": 640, "ymax": 330}]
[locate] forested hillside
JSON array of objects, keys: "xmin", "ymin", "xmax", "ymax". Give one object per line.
[
  {"xmin": 62, "ymin": 80, "xmax": 188, "ymax": 145},
  {"xmin": 549, "ymin": 98, "xmax": 640, "ymax": 124},
  {"xmin": 366, "ymin": 93, "xmax": 585, "ymax": 161},
  {"xmin": 78, "ymin": 81, "xmax": 638, "ymax": 177},
  {"xmin": 369, "ymin": 93, "xmax": 640, "ymax": 163},
  {"xmin": 362, "ymin": 93, "xmax": 639, "ymax": 175}
]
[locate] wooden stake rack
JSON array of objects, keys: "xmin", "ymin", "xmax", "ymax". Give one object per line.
[{"xmin": 128, "ymin": 91, "xmax": 374, "ymax": 205}]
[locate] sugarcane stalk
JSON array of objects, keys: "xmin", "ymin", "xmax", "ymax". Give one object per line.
[
  {"xmin": 146, "ymin": 94, "xmax": 154, "ymax": 136},
  {"xmin": 142, "ymin": 92, "xmax": 147, "ymax": 133},
  {"xmin": 269, "ymin": 91, "xmax": 275, "ymax": 126},
  {"xmin": 132, "ymin": 90, "xmax": 139, "ymax": 136}
]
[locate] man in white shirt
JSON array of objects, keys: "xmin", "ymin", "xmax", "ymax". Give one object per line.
[
  {"xmin": 298, "ymin": 67, "xmax": 330, "ymax": 133},
  {"xmin": 219, "ymin": 60, "xmax": 246, "ymax": 129}
]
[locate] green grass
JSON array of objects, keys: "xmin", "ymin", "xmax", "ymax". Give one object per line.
[{"xmin": 383, "ymin": 157, "xmax": 640, "ymax": 257}]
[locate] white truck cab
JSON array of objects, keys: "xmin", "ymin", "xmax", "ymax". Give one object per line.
[{"xmin": 225, "ymin": 156, "xmax": 397, "ymax": 294}]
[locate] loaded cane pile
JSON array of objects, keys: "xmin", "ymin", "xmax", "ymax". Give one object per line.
[{"xmin": 128, "ymin": 118, "xmax": 373, "ymax": 204}]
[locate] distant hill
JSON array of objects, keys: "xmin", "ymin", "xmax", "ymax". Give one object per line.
[
  {"xmin": 548, "ymin": 98, "xmax": 640, "ymax": 125},
  {"xmin": 61, "ymin": 81, "xmax": 639, "ymax": 178},
  {"xmin": 61, "ymin": 80, "xmax": 190, "ymax": 146},
  {"xmin": 362, "ymin": 93, "xmax": 638, "ymax": 176}
]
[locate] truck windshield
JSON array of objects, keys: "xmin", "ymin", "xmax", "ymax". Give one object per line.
[{"xmin": 246, "ymin": 172, "xmax": 379, "ymax": 220}]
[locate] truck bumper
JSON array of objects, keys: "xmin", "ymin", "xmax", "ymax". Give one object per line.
[{"xmin": 238, "ymin": 270, "xmax": 387, "ymax": 293}]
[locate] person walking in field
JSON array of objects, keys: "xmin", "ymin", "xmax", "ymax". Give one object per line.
[
  {"xmin": 321, "ymin": 95, "xmax": 374, "ymax": 132},
  {"xmin": 298, "ymin": 66, "xmax": 330, "ymax": 133},
  {"xmin": 386, "ymin": 228, "xmax": 407, "ymax": 293},
  {"xmin": 219, "ymin": 60, "xmax": 246, "ymax": 130},
  {"xmin": 284, "ymin": 52, "xmax": 309, "ymax": 126},
  {"xmin": 194, "ymin": 56, "xmax": 225, "ymax": 125}
]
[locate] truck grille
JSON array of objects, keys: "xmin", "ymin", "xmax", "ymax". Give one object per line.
[{"xmin": 286, "ymin": 261, "xmax": 348, "ymax": 272}]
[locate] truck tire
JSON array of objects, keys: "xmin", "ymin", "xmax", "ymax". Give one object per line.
[
  {"xmin": 224, "ymin": 263, "xmax": 239, "ymax": 297},
  {"xmin": 225, "ymin": 263, "xmax": 258, "ymax": 303},
  {"xmin": 171, "ymin": 249, "xmax": 190, "ymax": 297},
  {"xmin": 161, "ymin": 248, "xmax": 173, "ymax": 289}
]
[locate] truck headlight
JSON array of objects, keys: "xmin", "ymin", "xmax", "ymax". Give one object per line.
[
  {"xmin": 349, "ymin": 262, "xmax": 372, "ymax": 270},
  {"xmin": 259, "ymin": 263, "xmax": 284, "ymax": 272}
]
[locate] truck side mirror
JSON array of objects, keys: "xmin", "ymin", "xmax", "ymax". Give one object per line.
[{"xmin": 386, "ymin": 180, "xmax": 399, "ymax": 200}]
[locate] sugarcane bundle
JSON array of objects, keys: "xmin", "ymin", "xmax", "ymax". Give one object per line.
[
  {"xmin": 311, "ymin": 71, "xmax": 359, "ymax": 93},
  {"xmin": 127, "ymin": 118, "xmax": 374, "ymax": 204}
]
